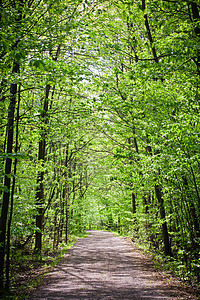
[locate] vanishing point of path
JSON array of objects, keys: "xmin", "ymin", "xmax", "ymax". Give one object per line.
[{"xmin": 29, "ymin": 230, "xmax": 198, "ymax": 300}]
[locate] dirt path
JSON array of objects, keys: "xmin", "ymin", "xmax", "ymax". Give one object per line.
[{"xmin": 28, "ymin": 230, "xmax": 198, "ymax": 299}]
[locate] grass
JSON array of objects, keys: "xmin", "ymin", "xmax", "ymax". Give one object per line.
[{"xmin": 3, "ymin": 232, "xmax": 89, "ymax": 299}]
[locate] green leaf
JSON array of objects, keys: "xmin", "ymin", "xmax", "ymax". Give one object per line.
[{"xmin": 29, "ymin": 59, "xmax": 46, "ymax": 71}]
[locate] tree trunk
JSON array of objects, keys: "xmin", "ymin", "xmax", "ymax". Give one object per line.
[
  {"xmin": 5, "ymin": 84, "xmax": 21, "ymax": 290},
  {"xmin": 132, "ymin": 192, "xmax": 136, "ymax": 214},
  {"xmin": 0, "ymin": 61, "xmax": 19, "ymax": 288},
  {"xmin": 35, "ymin": 84, "xmax": 50, "ymax": 252},
  {"xmin": 53, "ymin": 202, "xmax": 58, "ymax": 250},
  {"xmin": 142, "ymin": 0, "xmax": 159, "ymax": 63},
  {"xmin": 59, "ymin": 195, "xmax": 65, "ymax": 243},
  {"xmin": 35, "ymin": 45, "xmax": 61, "ymax": 252},
  {"xmin": 155, "ymin": 184, "xmax": 173, "ymax": 257},
  {"xmin": 65, "ymin": 201, "xmax": 69, "ymax": 243},
  {"xmin": 190, "ymin": 2, "xmax": 200, "ymax": 74}
]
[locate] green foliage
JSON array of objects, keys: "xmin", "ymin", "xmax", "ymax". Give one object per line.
[{"xmin": 0, "ymin": 0, "xmax": 200, "ymax": 292}]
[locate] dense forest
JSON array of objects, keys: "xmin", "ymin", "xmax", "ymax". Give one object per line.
[{"xmin": 0, "ymin": 0, "xmax": 200, "ymax": 294}]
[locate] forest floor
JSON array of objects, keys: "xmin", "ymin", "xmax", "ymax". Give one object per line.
[{"xmin": 27, "ymin": 230, "xmax": 199, "ymax": 300}]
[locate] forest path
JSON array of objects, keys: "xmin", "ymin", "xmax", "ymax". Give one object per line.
[{"xmin": 28, "ymin": 230, "xmax": 197, "ymax": 300}]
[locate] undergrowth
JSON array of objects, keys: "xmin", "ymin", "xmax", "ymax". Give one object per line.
[
  {"xmin": 2, "ymin": 232, "xmax": 88, "ymax": 300},
  {"xmin": 129, "ymin": 234, "xmax": 200, "ymax": 299}
]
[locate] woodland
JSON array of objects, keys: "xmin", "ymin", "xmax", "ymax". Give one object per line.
[{"xmin": 0, "ymin": 0, "xmax": 200, "ymax": 295}]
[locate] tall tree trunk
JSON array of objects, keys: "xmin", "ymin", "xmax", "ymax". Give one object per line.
[
  {"xmin": 63, "ymin": 143, "xmax": 70, "ymax": 244},
  {"xmin": 53, "ymin": 198, "xmax": 59, "ymax": 250},
  {"xmin": 0, "ymin": 79, "xmax": 7, "ymax": 156},
  {"xmin": 5, "ymin": 84, "xmax": 21, "ymax": 290},
  {"xmin": 141, "ymin": 0, "xmax": 172, "ymax": 256},
  {"xmin": 35, "ymin": 45, "xmax": 60, "ymax": 252},
  {"xmin": 0, "ymin": 61, "xmax": 19, "ymax": 288},
  {"xmin": 59, "ymin": 194, "xmax": 65, "ymax": 243},
  {"xmin": 127, "ymin": 136, "xmax": 138, "ymax": 214},
  {"xmin": 190, "ymin": 2, "xmax": 200, "ymax": 74},
  {"xmin": 35, "ymin": 84, "xmax": 50, "ymax": 252},
  {"xmin": 155, "ymin": 184, "xmax": 173, "ymax": 257}
]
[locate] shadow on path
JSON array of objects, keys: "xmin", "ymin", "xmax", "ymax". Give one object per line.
[{"xmin": 28, "ymin": 230, "xmax": 197, "ymax": 300}]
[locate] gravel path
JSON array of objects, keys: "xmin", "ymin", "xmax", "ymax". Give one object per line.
[{"xmin": 28, "ymin": 230, "xmax": 197, "ymax": 299}]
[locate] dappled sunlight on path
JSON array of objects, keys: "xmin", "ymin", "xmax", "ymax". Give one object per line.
[{"xmin": 29, "ymin": 231, "xmax": 197, "ymax": 299}]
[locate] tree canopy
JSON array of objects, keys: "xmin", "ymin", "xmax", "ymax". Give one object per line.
[{"xmin": 0, "ymin": 0, "xmax": 200, "ymax": 291}]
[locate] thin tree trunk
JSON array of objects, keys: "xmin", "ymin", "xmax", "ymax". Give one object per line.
[
  {"xmin": 132, "ymin": 193, "xmax": 136, "ymax": 214},
  {"xmin": 35, "ymin": 84, "xmax": 50, "ymax": 252},
  {"xmin": 141, "ymin": 1, "xmax": 172, "ymax": 256},
  {"xmin": 142, "ymin": 0, "xmax": 159, "ymax": 63},
  {"xmin": 5, "ymin": 84, "xmax": 21, "ymax": 290},
  {"xmin": 190, "ymin": 2, "xmax": 200, "ymax": 74},
  {"xmin": 35, "ymin": 45, "xmax": 61, "ymax": 252},
  {"xmin": 63, "ymin": 143, "xmax": 70, "ymax": 244},
  {"xmin": 155, "ymin": 184, "xmax": 173, "ymax": 257},
  {"xmin": 53, "ymin": 202, "xmax": 58, "ymax": 250},
  {"xmin": 0, "ymin": 61, "xmax": 19, "ymax": 288},
  {"xmin": 59, "ymin": 194, "xmax": 65, "ymax": 242},
  {"xmin": 127, "ymin": 136, "xmax": 137, "ymax": 214}
]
